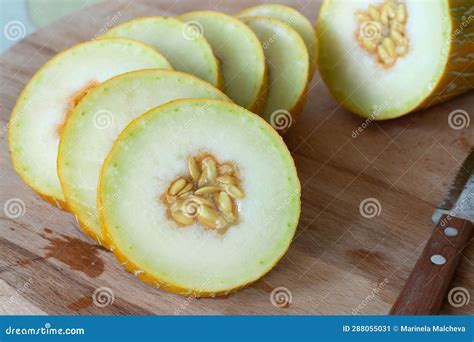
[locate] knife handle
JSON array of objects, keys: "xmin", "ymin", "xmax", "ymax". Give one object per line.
[{"xmin": 390, "ymin": 214, "xmax": 473, "ymax": 315}]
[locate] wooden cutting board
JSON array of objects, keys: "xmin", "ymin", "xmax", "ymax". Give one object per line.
[{"xmin": 0, "ymin": 0, "xmax": 473, "ymax": 315}]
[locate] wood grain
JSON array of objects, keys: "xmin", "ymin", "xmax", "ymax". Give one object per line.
[
  {"xmin": 0, "ymin": 0, "xmax": 473, "ymax": 315},
  {"xmin": 390, "ymin": 215, "xmax": 473, "ymax": 315}
]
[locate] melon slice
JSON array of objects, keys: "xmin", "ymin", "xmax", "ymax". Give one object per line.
[
  {"xmin": 99, "ymin": 99, "xmax": 300, "ymax": 296},
  {"xmin": 9, "ymin": 38, "xmax": 172, "ymax": 208},
  {"xmin": 237, "ymin": 3, "xmax": 318, "ymax": 78},
  {"xmin": 317, "ymin": 0, "xmax": 474, "ymax": 120},
  {"xmin": 58, "ymin": 69, "xmax": 230, "ymax": 245},
  {"xmin": 103, "ymin": 17, "xmax": 222, "ymax": 88},
  {"xmin": 179, "ymin": 11, "xmax": 267, "ymax": 113},
  {"xmin": 241, "ymin": 17, "xmax": 309, "ymax": 133}
]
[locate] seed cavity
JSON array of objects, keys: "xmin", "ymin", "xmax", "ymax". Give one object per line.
[
  {"xmin": 56, "ymin": 80, "xmax": 99, "ymax": 137},
  {"xmin": 163, "ymin": 154, "xmax": 243, "ymax": 232},
  {"xmin": 355, "ymin": 0, "xmax": 409, "ymax": 68}
]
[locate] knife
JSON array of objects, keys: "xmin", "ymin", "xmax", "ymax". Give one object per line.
[{"xmin": 390, "ymin": 149, "xmax": 474, "ymax": 315}]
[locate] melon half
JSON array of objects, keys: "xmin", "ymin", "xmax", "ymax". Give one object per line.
[
  {"xmin": 317, "ymin": 0, "xmax": 474, "ymax": 119},
  {"xmin": 103, "ymin": 17, "xmax": 222, "ymax": 87},
  {"xmin": 8, "ymin": 38, "xmax": 172, "ymax": 207},
  {"xmin": 99, "ymin": 99, "xmax": 300, "ymax": 296},
  {"xmin": 57, "ymin": 69, "xmax": 230, "ymax": 245}
]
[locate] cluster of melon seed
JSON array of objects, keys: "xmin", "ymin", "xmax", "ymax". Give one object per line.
[
  {"xmin": 164, "ymin": 155, "xmax": 244, "ymax": 232},
  {"xmin": 355, "ymin": 0, "xmax": 409, "ymax": 67}
]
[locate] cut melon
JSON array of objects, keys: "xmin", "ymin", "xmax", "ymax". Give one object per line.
[
  {"xmin": 103, "ymin": 17, "xmax": 222, "ymax": 88},
  {"xmin": 58, "ymin": 69, "xmax": 230, "ymax": 245},
  {"xmin": 242, "ymin": 17, "xmax": 309, "ymax": 133},
  {"xmin": 99, "ymin": 99, "xmax": 300, "ymax": 296},
  {"xmin": 8, "ymin": 38, "xmax": 172, "ymax": 208},
  {"xmin": 317, "ymin": 0, "xmax": 474, "ymax": 120},
  {"xmin": 179, "ymin": 11, "xmax": 267, "ymax": 113},
  {"xmin": 237, "ymin": 3, "xmax": 318, "ymax": 78}
]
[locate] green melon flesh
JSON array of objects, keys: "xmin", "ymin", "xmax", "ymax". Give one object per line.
[
  {"xmin": 58, "ymin": 70, "xmax": 230, "ymax": 244},
  {"xmin": 179, "ymin": 11, "xmax": 267, "ymax": 111},
  {"xmin": 237, "ymin": 3, "xmax": 318, "ymax": 77},
  {"xmin": 8, "ymin": 38, "xmax": 172, "ymax": 204},
  {"xmin": 317, "ymin": 0, "xmax": 451, "ymax": 119},
  {"xmin": 242, "ymin": 17, "xmax": 309, "ymax": 124},
  {"xmin": 103, "ymin": 17, "xmax": 221, "ymax": 87},
  {"xmin": 99, "ymin": 99, "xmax": 300, "ymax": 294}
]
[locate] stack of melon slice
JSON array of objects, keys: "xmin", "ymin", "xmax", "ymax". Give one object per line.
[{"xmin": 9, "ymin": 4, "xmax": 310, "ymax": 297}]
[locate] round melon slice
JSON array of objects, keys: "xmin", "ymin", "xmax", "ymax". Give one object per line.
[
  {"xmin": 99, "ymin": 99, "xmax": 300, "ymax": 296},
  {"xmin": 317, "ymin": 0, "xmax": 474, "ymax": 120},
  {"xmin": 241, "ymin": 17, "xmax": 309, "ymax": 133},
  {"xmin": 8, "ymin": 38, "xmax": 172, "ymax": 208},
  {"xmin": 179, "ymin": 11, "xmax": 267, "ymax": 113},
  {"xmin": 237, "ymin": 3, "xmax": 318, "ymax": 78},
  {"xmin": 58, "ymin": 69, "xmax": 230, "ymax": 245},
  {"xmin": 102, "ymin": 17, "xmax": 222, "ymax": 88}
]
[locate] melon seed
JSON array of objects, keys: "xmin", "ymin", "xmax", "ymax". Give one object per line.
[
  {"xmin": 163, "ymin": 154, "xmax": 244, "ymax": 232},
  {"xmin": 169, "ymin": 178, "xmax": 186, "ymax": 195},
  {"xmin": 188, "ymin": 157, "xmax": 200, "ymax": 181},
  {"xmin": 355, "ymin": 0, "xmax": 409, "ymax": 68}
]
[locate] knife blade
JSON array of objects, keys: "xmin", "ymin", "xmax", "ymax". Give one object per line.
[
  {"xmin": 391, "ymin": 148, "xmax": 474, "ymax": 315},
  {"xmin": 432, "ymin": 148, "xmax": 474, "ymax": 224}
]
